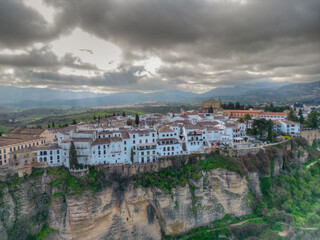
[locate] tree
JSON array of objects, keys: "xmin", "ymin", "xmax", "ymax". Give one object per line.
[
  {"xmin": 52, "ymin": 121, "xmax": 55, "ymax": 128},
  {"xmin": 135, "ymin": 114, "xmax": 140, "ymax": 125},
  {"xmin": 228, "ymin": 102, "xmax": 235, "ymax": 110},
  {"xmin": 48, "ymin": 124, "xmax": 51, "ymax": 129},
  {"xmin": 130, "ymin": 148, "xmax": 134, "ymax": 163},
  {"xmin": 244, "ymin": 114, "xmax": 251, "ymax": 128},
  {"xmin": 93, "ymin": 115, "xmax": 97, "ymax": 120},
  {"xmin": 306, "ymin": 110, "xmax": 319, "ymax": 129},
  {"xmin": 126, "ymin": 118, "xmax": 133, "ymax": 126},
  {"xmin": 287, "ymin": 109, "xmax": 299, "ymax": 122},
  {"xmin": 122, "ymin": 112, "xmax": 126, "ymax": 117},
  {"xmin": 235, "ymin": 102, "xmax": 241, "ymax": 110},
  {"xmin": 267, "ymin": 119, "xmax": 273, "ymax": 142},
  {"xmin": 298, "ymin": 109, "xmax": 305, "ymax": 124},
  {"xmin": 251, "ymin": 119, "xmax": 269, "ymax": 138},
  {"xmin": 239, "ymin": 117, "xmax": 245, "ymax": 123},
  {"xmin": 72, "ymin": 119, "xmax": 77, "ymax": 125},
  {"xmin": 69, "ymin": 141, "xmax": 77, "ymax": 167},
  {"xmin": 113, "ymin": 112, "xmax": 116, "ymax": 117},
  {"xmin": 208, "ymin": 106, "xmax": 214, "ymax": 113}
]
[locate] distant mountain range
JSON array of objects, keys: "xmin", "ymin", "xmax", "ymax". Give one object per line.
[{"xmin": 1, "ymin": 81, "xmax": 319, "ymax": 108}]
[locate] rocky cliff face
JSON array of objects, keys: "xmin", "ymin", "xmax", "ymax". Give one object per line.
[
  {"xmin": 0, "ymin": 168, "xmax": 254, "ymax": 240},
  {"xmin": 1, "ymin": 138, "xmax": 317, "ymax": 240}
]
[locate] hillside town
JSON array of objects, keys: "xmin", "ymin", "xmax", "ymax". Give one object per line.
[{"xmin": 0, "ymin": 99, "xmax": 316, "ymax": 170}]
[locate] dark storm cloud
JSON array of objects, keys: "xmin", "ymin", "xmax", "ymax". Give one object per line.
[
  {"xmin": 0, "ymin": 46, "xmax": 98, "ymax": 70},
  {"xmin": 43, "ymin": 0, "xmax": 320, "ymax": 53},
  {"xmin": 0, "ymin": 0, "xmax": 59, "ymax": 49},
  {"xmin": 1, "ymin": 0, "xmax": 320, "ymax": 92}
]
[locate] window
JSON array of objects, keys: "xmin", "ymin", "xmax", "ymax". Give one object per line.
[{"xmin": 50, "ymin": 151, "xmax": 52, "ymax": 155}]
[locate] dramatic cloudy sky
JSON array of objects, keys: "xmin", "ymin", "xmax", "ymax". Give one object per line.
[{"xmin": 0, "ymin": 0, "xmax": 319, "ymax": 93}]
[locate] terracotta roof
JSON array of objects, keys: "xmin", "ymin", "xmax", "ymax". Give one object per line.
[
  {"xmin": 158, "ymin": 126, "xmax": 174, "ymax": 133},
  {"xmin": 6, "ymin": 128, "xmax": 46, "ymax": 135},
  {"xmin": 223, "ymin": 110, "xmax": 262, "ymax": 113},
  {"xmin": 283, "ymin": 121, "xmax": 300, "ymax": 125},
  {"xmin": 0, "ymin": 137, "xmax": 43, "ymax": 147},
  {"xmin": 259, "ymin": 112, "xmax": 287, "ymax": 116},
  {"xmin": 35, "ymin": 144, "xmax": 62, "ymax": 150}
]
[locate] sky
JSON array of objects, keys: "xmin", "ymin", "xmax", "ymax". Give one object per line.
[{"xmin": 0, "ymin": 0, "xmax": 319, "ymax": 94}]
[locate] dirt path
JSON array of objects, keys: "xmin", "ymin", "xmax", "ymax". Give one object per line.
[
  {"xmin": 306, "ymin": 159, "xmax": 319, "ymax": 169},
  {"xmin": 229, "ymin": 218, "xmax": 262, "ymax": 227}
]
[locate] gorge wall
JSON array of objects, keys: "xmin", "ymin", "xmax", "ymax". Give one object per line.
[
  {"xmin": 0, "ymin": 137, "xmax": 318, "ymax": 240},
  {"xmin": 0, "ymin": 168, "xmax": 254, "ymax": 240}
]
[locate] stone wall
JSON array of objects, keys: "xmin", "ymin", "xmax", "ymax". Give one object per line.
[{"xmin": 96, "ymin": 154, "xmax": 205, "ymax": 178}]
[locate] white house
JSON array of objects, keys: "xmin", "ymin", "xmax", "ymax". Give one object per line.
[
  {"xmin": 156, "ymin": 126, "xmax": 182, "ymax": 156},
  {"xmin": 280, "ymin": 121, "xmax": 301, "ymax": 135},
  {"xmin": 37, "ymin": 145, "xmax": 63, "ymax": 167},
  {"xmin": 183, "ymin": 124, "xmax": 206, "ymax": 153},
  {"xmin": 91, "ymin": 137, "xmax": 127, "ymax": 165}
]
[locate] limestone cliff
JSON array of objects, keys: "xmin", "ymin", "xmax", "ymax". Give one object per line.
[{"xmin": 0, "ymin": 168, "xmax": 254, "ymax": 240}]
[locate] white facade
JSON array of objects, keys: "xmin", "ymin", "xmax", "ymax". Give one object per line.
[
  {"xmin": 91, "ymin": 137, "xmax": 128, "ymax": 164},
  {"xmin": 183, "ymin": 125, "xmax": 206, "ymax": 153},
  {"xmin": 280, "ymin": 121, "xmax": 301, "ymax": 135},
  {"xmin": 37, "ymin": 146, "xmax": 63, "ymax": 167}
]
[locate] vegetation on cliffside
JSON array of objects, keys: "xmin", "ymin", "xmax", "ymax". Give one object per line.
[
  {"xmin": 165, "ymin": 138, "xmax": 320, "ymax": 240},
  {"xmin": 133, "ymin": 152, "xmax": 243, "ymax": 194}
]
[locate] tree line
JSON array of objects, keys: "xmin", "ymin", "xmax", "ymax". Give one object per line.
[{"xmin": 222, "ymin": 102, "xmax": 254, "ymax": 110}]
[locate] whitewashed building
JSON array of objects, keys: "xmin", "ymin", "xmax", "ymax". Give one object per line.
[
  {"xmin": 37, "ymin": 145, "xmax": 63, "ymax": 167},
  {"xmin": 157, "ymin": 126, "xmax": 182, "ymax": 156}
]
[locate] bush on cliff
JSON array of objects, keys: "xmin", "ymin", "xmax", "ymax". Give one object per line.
[{"xmin": 133, "ymin": 152, "xmax": 243, "ymax": 194}]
